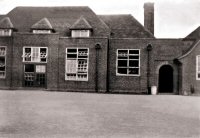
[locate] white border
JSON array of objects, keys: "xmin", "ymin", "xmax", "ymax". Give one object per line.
[
  {"xmin": 0, "ymin": 46, "xmax": 6, "ymax": 79},
  {"xmin": 196, "ymin": 55, "xmax": 200, "ymax": 80}
]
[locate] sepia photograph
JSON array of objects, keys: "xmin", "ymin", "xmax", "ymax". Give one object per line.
[{"xmin": 0, "ymin": 0, "xmax": 200, "ymax": 137}]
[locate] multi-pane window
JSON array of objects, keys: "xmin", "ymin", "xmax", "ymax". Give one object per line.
[
  {"xmin": 71, "ymin": 30, "xmax": 90, "ymax": 37},
  {"xmin": 197, "ymin": 55, "xmax": 200, "ymax": 80},
  {"xmin": 0, "ymin": 29, "xmax": 12, "ymax": 36},
  {"xmin": 65, "ymin": 48, "xmax": 89, "ymax": 81},
  {"xmin": 0, "ymin": 47, "xmax": 6, "ymax": 78},
  {"xmin": 24, "ymin": 64, "xmax": 46, "ymax": 87},
  {"xmin": 116, "ymin": 49, "xmax": 140, "ymax": 76},
  {"xmin": 22, "ymin": 47, "xmax": 47, "ymax": 62},
  {"xmin": 33, "ymin": 30, "xmax": 51, "ymax": 34}
]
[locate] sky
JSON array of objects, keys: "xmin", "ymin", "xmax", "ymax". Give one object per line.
[{"xmin": 0, "ymin": 0, "xmax": 200, "ymax": 38}]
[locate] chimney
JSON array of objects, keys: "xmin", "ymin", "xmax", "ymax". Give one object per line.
[{"xmin": 144, "ymin": 2, "xmax": 154, "ymax": 35}]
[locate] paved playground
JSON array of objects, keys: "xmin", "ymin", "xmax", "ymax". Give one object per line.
[{"xmin": 0, "ymin": 90, "xmax": 199, "ymax": 138}]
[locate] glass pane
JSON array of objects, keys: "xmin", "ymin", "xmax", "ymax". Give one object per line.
[
  {"xmin": 78, "ymin": 59, "xmax": 87, "ymax": 72},
  {"xmin": 118, "ymin": 60, "xmax": 127, "ymax": 67},
  {"xmin": 129, "ymin": 68, "xmax": 139, "ymax": 75},
  {"xmin": 118, "ymin": 68, "xmax": 127, "ymax": 74},
  {"xmin": 129, "ymin": 55, "xmax": 139, "ymax": 59},
  {"xmin": 36, "ymin": 65, "xmax": 46, "ymax": 73},
  {"xmin": 67, "ymin": 49, "xmax": 77, "ymax": 53},
  {"xmin": 129, "ymin": 60, "xmax": 139, "ymax": 67},
  {"xmin": 25, "ymin": 64, "xmax": 34, "ymax": 72},
  {"xmin": 66, "ymin": 60, "xmax": 77, "ymax": 73},
  {"xmin": 198, "ymin": 73, "xmax": 200, "ymax": 79},
  {"xmin": 118, "ymin": 50, "xmax": 128, "ymax": 57},
  {"xmin": 0, "ymin": 47, "xmax": 6, "ymax": 56},
  {"xmin": 129, "ymin": 50, "xmax": 139, "ymax": 54}
]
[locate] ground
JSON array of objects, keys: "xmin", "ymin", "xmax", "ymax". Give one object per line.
[{"xmin": 0, "ymin": 90, "xmax": 199, "ymax": 138}]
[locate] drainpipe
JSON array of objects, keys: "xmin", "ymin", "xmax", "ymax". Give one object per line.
[
  {"xmin": 147, "ymin": 43, "xmax": 152, "ymax": 94},
  {"xmin": 95, "ymin": 43, "xmax": 101, "ymax": 92},
  {"xmin": 106, "ymin": 38, "xmax": 110, "ymax": 93}
]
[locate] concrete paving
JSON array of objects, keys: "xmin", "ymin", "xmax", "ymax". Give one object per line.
[{"xmin": 0, "ymin": 90, "xmax": 199, "ymax": 138}]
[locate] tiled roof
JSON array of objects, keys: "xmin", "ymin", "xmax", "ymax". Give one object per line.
[
  {"xmin": 98, "ymin": 14, "xmax": 154, "ymax": 38},
  {"xmin": 6, "ymin": 6, "xmax": 109, "ymax": 36},
  {"xmin": 70, "ymin": 16, "xmax": 92, "ymax": 30},
  {"xmin": 185, "ymin": 26, "xmax": 200, "ymax": 39},
  {"xmin": 31, "ymin": 18, "xmax": 53, "ymax": 30},
  {"xmin": 0, "ymin": 17, "xmax": 14, "ymax": 29}
]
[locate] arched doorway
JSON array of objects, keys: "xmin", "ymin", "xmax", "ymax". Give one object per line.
[{"xmin": 159, "ymin": 65, "xmax": 173, "ymax": 93}]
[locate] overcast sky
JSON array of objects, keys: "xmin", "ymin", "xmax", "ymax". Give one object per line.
[{"xmin": 0, "ymin": 0, "xmax": 200, "ymax": 38}]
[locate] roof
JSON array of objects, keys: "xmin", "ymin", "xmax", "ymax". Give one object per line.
[
  {"xmin": 5, "ymin": 6, "xmax": 109, "ymax": 36},
  {"xmin": 177, "ymin": 40, "xmax": 200, "ymax": 59},
  {"xmin": 0, "ymin": 17, "xmax": 14, "ymax": 29},
  {"xmin": 185, "ymin": 26, "xmax": 200, "ymax": 39},
  {"xmin": 31, "ymin": 18, "xmax": 53, "ymax": 30},
  {"xmin": 98, "ymin": 14, "xmax": 154, "ymax": 38},
  {"xmin": 70, "ymin": 16, "xmax": 92, "ymax": 30}
]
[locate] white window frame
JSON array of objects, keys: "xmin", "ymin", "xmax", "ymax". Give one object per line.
[
  {"xmin": 65, "ymin": 48, "xmax": 89, "ymax": 81},
  {"xmin": 33, "ymin": 30, "xmax": 51, "ymax": 34},
  {"xmin": 196, "ymin": 55, "xmax": 200, "ymax": 80},
  {"xmin": 116, "ymin": 49, "xmax": 140, "ymax": 76},
  {"xmin": 0, "ymin": 29, "xmax": 12, "ymax": 36},
  {"xmin": 0, "ymin": 46, "xmax": 6, "ymax": 78},
  {"xmin": 22, "ymin": 47, "xmax": 48, "ymax": 63},
  {"xmin": 71, "ymin": 30, "xmax": 90, "ymax": 38}
]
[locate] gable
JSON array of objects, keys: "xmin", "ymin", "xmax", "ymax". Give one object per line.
[
  {"xmin": 70, "ymin": 17, "xmax": 92, "ymax": 30},
  {"xmin": 0, "ymin": 17, "xmax": 14, "ymax": 29},
  {"xmin": 31, "ymin": 18, "xmax": 53, "ymax": 30}
]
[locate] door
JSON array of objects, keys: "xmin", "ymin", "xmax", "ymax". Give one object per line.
[{"xmin": 159, "ymin": 65, "xmax": 173, "ymax": 93}]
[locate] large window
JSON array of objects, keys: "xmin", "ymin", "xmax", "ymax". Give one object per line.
[
  {"xmin": 197, "ymin": 55, "xmax": 200, "ymax": 80},
  {"xmin": 71, "ymin": 30, "xmax": 90, "ymax": 37},
  {"xmin": 33, "ymin": 30, "xmax": 51, "ymax": 34},
  {"xmin": 22, "ymin": 47, "xmax": 47, "ymax": 63},
  {"xmin": 0, "ymin": 29, "xmax": 12, "ymax": 36},
  {"xmin": 0, "ymin": 47, "xmax": 6, "ymax": 78},
  {"xmin": 116, "ymin": 49, "xmax": 140, "ymax": 76},
  {"xmin": 65, "ymin": 48, "xmax": 89, "ymax": 81}
]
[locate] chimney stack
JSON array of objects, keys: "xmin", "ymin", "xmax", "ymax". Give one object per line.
[{"xmin": 144, "ymin": 2, "xmax": 154, "ymax": 35}]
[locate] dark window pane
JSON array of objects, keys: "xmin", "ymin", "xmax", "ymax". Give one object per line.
[
  {"xmin": 67, "ymin": 49, "xmax": 77, "ymax": 53},
  {"xmin": 129, "ymin": 50, "xmax": 139, "ymax": 54},
  {"xmin": 67, "ymin": 54, "xmax": 77, "ymax": 58},
  {"xmin": 25, "ymin": 64, "xmax": 34, "ymax": 72},
  {"xmin": 198, "ymin": 73, "xmax": 200, "ymax": 79},
  {"xmin": 129, "ymin": 68, "xmax": 139, "ymax": 74},
  {"xmin": 0, "ymin": 66, "xmax": 5, "ymax": 71},
  {"xmin": 0, "ymin": 57, "xmax": 5, "ymax": 64},
  {"xmin": 118, "ymin": 60, "xmax": 127, "ymax": 67},
  {"xmin": 118, "ymin": 68, "xmax": 127, "ymax": 74},
  {"xmin": 129, "ymin": 55, "xmax": 139, "ymax": 59},
  {"xmin": 129, "ymin": 60, "xmax": 139, "ymax": 67},
  {"xmin": 25, "ymin": 48, "xmax": 31, "ymax": 53}
]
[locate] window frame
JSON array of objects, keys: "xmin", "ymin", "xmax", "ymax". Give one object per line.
[
  {"xmin": 65, "ymin": 47, "xmax": 89, "ymax": 81},
  {"xmin": 22, "ymin": 47, "xmax": 48, "ymax": 63},
  {"xmin": 0, "ymin": 29, "xmax": 12, "ymax": 36},
  {"xmin": 196, "ymin": 55, "xmax": 200, "ymax": 80},
  {"xmin": 32, "ymin": 30, "xmax": 51, "ymax": 34},
  {"xmin": 0, "ymin": 46, "xmax": 6, "ymax": 79},
  {"xmin": 116, "ymin": 49, "xmax": 140, "ymax": 76},
  {"xmin": 71, "ymin": 30, "xmax": 90, "ymax": 38}
]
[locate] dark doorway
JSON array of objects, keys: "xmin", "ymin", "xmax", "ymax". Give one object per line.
[{"xmin": 159, "ymin": 65, "xmax": 173, "ymax": 93}]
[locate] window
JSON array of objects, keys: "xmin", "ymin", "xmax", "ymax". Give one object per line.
[
  {"xmin": 65, "ymin": 48, "xmax": 89, "ymax": 81},
  {"xmin": 197, "ymin": 55, "xmax": 200, "ymax": 80},
  {"xmin": 71, "ymin": 30, "xmax": 90, "ymax": 37},
  {"xmin": 0, "ymin": 29, "xmax": 11, "ymax": 36},
  {"xmin": 24, "ymin": 64, "xmax": 46, "ymax": 87},
  {"xmin": 33, "ymin": 30, "xmax": 51, "ymax": 34},
  {"xmin": 116, "ymin": 49, "xmax": 140, "ymax": 76},
  {"xmin": 0, "ymin": 47, "xmax": 6, "ymax": 78},
  {"xmin": 22, "ymin": 47, "xmax": 47, "ymax": 62}
]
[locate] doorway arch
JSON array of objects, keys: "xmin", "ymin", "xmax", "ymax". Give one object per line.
[{"xmin": 159, "ymin": 65, "xmax": 173, "ymax": 93}]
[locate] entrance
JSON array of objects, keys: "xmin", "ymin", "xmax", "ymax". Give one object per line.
[
  {"xmin": 159, "ymin": 65, "xmax": 173, "ymax": 93},
  {"xmin": 24, "ymin": 64, "xmax": 46, "ymax": 87}
]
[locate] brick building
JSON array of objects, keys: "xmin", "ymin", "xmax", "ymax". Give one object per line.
[{"xmin": 0, "ymin": 3, "xmax": 199, "ymax": 95}]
